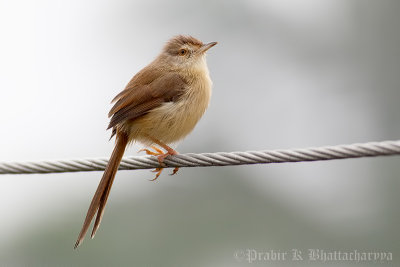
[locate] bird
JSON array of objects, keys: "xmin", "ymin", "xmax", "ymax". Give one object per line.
[{"xmin": 74, "ymin": 35, "xmax": 217, "ymax": 248}]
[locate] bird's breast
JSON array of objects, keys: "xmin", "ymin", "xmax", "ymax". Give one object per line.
[{"xmin": 132, "ymin": 69, "xmax": 212, "ymax": 145}]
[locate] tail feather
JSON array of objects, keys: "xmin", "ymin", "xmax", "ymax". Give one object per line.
[
  {"xmin": 74, "ymin": 132, "xmax": 128, "ymax": 249},
  {"xmin": 91, "ymin": 169, "xmax": 116, "ymax": 239}
]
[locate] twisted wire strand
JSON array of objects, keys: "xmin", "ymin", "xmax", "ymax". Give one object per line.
[{"xmin": 0, "ymin": 140, "xmax": 399, "ymax": 175}]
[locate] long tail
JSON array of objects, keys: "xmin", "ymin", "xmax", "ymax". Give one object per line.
[{"xmin": 74, "ymin": 132, "xmax": 129, "ymax": 249}]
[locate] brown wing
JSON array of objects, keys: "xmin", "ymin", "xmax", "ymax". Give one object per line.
[
  {"xmin": 108, "ymin": 65, "xmax": 164, "ymax": 115},
  {"xmin": 107, "ymin": 71, "xmax": 187, "ymax": 131}
]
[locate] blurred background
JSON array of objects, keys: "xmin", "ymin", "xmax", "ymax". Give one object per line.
[{"xmin": 0, "ymin": 0, "xmax": 399, "ymax": 266}]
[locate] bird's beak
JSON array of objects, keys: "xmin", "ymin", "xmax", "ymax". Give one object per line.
[{"xmin": 198, "ymin": 41, "xmax": 217, "ymax": 54}]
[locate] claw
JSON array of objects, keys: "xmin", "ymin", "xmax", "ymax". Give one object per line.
[
  {"xmin": 138, "ymin": 142, "xmax": 179, "ymax": 180},
  {"xmin": 139, "ymin": 146, "xmax": 164, "ymax": 156},
  {"xmin": 149, "ymin": 168, "xmax": 163, "ymax": 181},
  {"xmin": 138, "ymin": 149, "xmax": 157, "ymax": 156},
  {"xmin": 150, "ymin": 146, "xmax": 164, "ymax": 154},
  {"xmin": 151, "ymin": 168, "xmax": 162, "ymax": 173},
  {"xmin": 170, "ymin": 167, "xmax": 180, "ymax": 176}
]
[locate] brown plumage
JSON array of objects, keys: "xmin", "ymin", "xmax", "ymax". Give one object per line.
[
  {"xmin": 74, "ymin": 35, "xmax": 217, "ymax": 248},
  {"xmin": 108, "ymin": 73, "xmax": 187, "ymax": 131}
]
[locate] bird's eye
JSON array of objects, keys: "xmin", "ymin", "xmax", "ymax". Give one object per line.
[{"xmin": 179, "ymin": 49, "xmax": 188, "ymax": 56}]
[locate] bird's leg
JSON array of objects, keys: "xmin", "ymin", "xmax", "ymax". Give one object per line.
[
  {"xmin": 139, "ymin": 146, "xmax": 166, "ymax": 180},
  {"xmin": 139, "ymin": 136, "xmax": 180, "ymax": 180}
]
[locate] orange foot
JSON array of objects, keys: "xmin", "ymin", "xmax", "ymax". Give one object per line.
[{"xmin": 139, "ymin": 145, "xmax": 179, "ymax": 181}]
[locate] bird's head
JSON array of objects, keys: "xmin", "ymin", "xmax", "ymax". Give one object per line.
[{"xmin": 161, "ymin": 35, "xmax": 217, "ymax": 70}]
